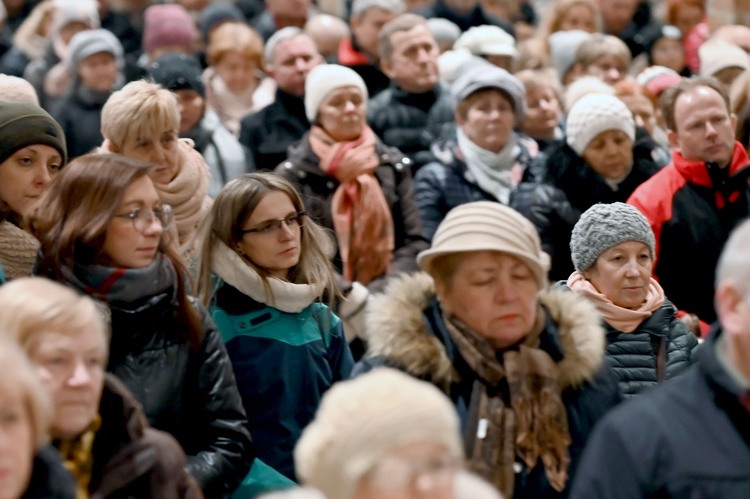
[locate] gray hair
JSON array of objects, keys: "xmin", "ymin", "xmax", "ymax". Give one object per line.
[
  {"xmin": 351, "ymin": 0, "xmax": 406, "ymax": 18},
  {"xmin": 264, "ymin": 27, "xmax": 317, "ymax": 65},
  {"xmin": 716, "ymin": 218, "xmax": 750, "ymax": 300}
]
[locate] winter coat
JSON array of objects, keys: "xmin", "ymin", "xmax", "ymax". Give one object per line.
[
  {"xmin": 239, "ymin": 88, "xmax": 309, "ymax": 171},
  {"xmin": 416, "ymin": 0, "xmax": 514, "ymax": 35},
  {"xmin": 52, "ymin": 86, "xmax": 109, "ymax": 159},
  {"xmin": 570, "ymin": 323, "xmax": 750, "ymax": 498},
  {"xmin": 415, "ymin": 134, "xmax": 540, "ymax": 240},
  {"xmin": 275, "ymin": 135, "xmax": 429, "ymax": 293},
  {"xmin": 106, "ymin": 291, "xmax": 254, "ymax": 498},
  {"xmin": 628, "ymin": 141, "xmax": 750, "ymax": 325},
  {"xmin": 88, "ymin": 375, "xmax": 203, "ymax": 498},
  {"xmin": 353, "ymin": 273, "xmax": 622, "ymax": 499},
  {"xmin": 366, "ymin": 82, "xmax": 455, "ymax": 169},
  {"xmin": 329, "ymin": 37, "xmax": 390, "ymax": 98},
  {"xmin": 211, "ymin": 281, "xmax": 354, "ymax": 481},
  {"xmin": 511, "ymin": 135, "xmax": 660, "ymax": 281},
  {"xmin": 21, "ymin": 446, "xmax": 76, "ymax": 499}
]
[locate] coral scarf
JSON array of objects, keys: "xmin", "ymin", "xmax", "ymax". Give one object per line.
[
  {"xmin": 567, "ymin": 272, "xmax": 665, "ymax": 333},
  {"xmin": 309, "ymin": 126, "xmax": 394, "ymax": 285}
]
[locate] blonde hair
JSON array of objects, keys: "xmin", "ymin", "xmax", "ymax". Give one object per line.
[
  {"xmin": 101, "ymin": 80, "xmax": 179, "ymax": 149},
  {"xmin": 196, "ymin": 173, "xmax": 340, "ymax": 306},
  {"xmin": 515, "ymin": 68, "xmax": 564, "ymax": 110},
  {"xmin": 207, "ymin": 22, "xmax": 264, "ymax": 70},
  {"xmin": 537, "ymin": 0, "xmax": 600, "ymax": 43},
  {"xmin": 575, "ymin": 34, "xmax": 632, "ymax": 69}
]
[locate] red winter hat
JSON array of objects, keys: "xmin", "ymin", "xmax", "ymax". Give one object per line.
[{"xmin": 142, "ymin": 4, "xmax": 198, "ymax": 55}]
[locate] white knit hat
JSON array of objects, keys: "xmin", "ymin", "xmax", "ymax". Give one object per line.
[
  {"xmin": 417, "ymin": 201, "xmax": 550, "ymax": 288},
  {"xmin": 304, "ymin": 64, "xmax": 368, "ymax": 122},
  {"xmin": 454, "ymin": 25, "xmax": 517, "ymax": 58},
  {"xmin": 699, "ymin": 40, "xmax": 750, "ymax": 78},
  {"xmin": 295, "ymin": 368, "xmax": 463, "ymax": 499},
  {"xmin": 565, "ymin": 93, "xmax": 635, "ymax": 156}
]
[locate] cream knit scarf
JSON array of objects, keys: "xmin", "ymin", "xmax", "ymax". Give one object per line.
[{"xmin": 457, "ymin": 128, "xmax": 523, "ymax": 204}]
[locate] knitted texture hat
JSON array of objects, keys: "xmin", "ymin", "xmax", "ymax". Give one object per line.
[
  {"xmin": 570, "ymin": 202, "xmax": 655, "ymax": 272},
  {"xmin": 295, "ymin": 368, "xmax": 463, "ymax": 499},
  {"xmin": 454, "ymin": 25, "xmax": 517, "ymax": 58},
  {"xmin": 0, "ymin": 102, "xmax": 66, "ymax": 166},
  {"xmin": 67, "ymin": 29, "xmax": 124, "ymax": 72},
  {"xmin": 304, "ymin": 64, "xmax": 368, "ymax": 122},
  {"xmin": 149, "ymin": 53, "xmax": 206, "ymax": 97},
  {"xmin": 565, "ymin": 93, "xmax": 635, "ymax": 156},
  {"xmin": 0, "ymin": 75, "xmax": 39, "ymax": 105},
  {"xmin": 451, "ymin": 64, "xmax": 526, "ymax": 125},
  {"xmin": 142, "ymin": 4, "xmax": 198, "ymax": 55},
  {"xmin": 699, "ymin": 39, "xmax": 750, "ymax": 78},
  {"xmin": 548, "ymin": 30, "xmax": 592, "ymax": 82},
  {"xmin": 417, "ymin": 201, "xmax": 550, "ymax": 288}
]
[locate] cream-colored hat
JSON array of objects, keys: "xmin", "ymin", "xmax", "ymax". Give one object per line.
[{"xmin": 418, "ymin": 201, "xmax": 550, "ymax": 288}]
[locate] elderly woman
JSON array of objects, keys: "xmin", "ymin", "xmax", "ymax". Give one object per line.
[
  {"xmin": 564, "ymin": 203, "xmax": 698, "ymax": 397},
  {"xmin": 415, "ymin": 64, "xmax": 539, "ymax": 241},
  {"xmin": 0, "ymin": 101, "xmax": 66, "ymax": 280},
  {"xmin": 354, "ymin": 202, "xmax": 621, "ymax": 498},
  {"xmin": 100, "ymin": 80, "xmax": 212, "ymax": 261},
  {"xmin": 516, "ymin": 69, "xmax": 564, "ymax": 153},
  {"xmin": 0, "ymin": 335, "xmax": 75, "ymax": 499},
  {"xmin": 511, "ymin": 93, "xmax": 661, "ymax": 280},
  {"xmin": 276, "ymin": 64, "xmax": 428, "ymax": 341},
  {"xmin": 0, "ymin": 278, "xmax": 203, "ymax": 498}
]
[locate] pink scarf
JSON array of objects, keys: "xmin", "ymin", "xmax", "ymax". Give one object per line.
[{"xmin": 567, "ymin": 271, "xmax": 665, "ymax": 333}]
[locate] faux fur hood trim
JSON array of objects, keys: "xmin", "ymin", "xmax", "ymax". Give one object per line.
[{"xmin": 365, "ymin": 272, "xmax": 606, "ymax": 389}]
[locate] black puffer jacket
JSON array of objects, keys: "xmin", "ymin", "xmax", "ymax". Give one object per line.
[
  {"xmin": 107, "ymin": 292, "xmax": 253, "ymax": 498},
  {"xmin": 511, "ymin": 133, "xmax": 660, "ymax": 280}
]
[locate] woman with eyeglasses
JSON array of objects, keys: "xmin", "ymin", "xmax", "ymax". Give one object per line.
[
  {"xmin": 28, "ymin": 154, "xmax": 254, "ymax": 498},
  {"xmin": 196, "ymin": 173, "xmax": 354, "ymax": 491}
]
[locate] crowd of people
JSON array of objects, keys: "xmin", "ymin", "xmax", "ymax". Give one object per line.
[{"xmin": 0, "ymin": 0, "xmax": 749, "ymax": 498}]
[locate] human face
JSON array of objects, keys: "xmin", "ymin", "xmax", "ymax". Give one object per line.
[
  {"xmin": 0, "ymin": 385, "xmax": 34, "ymax": 499},
  {"xmin": 78, "ymin": 51, "xmax": 118, "ymax": 92},
  {"xmin": 598, "ymin": 0, "xmax": 637, "ymax": 34},
  {"xmin": 435, "ymin": 251, "xmax": 539, "ymax": 350},
  {"xmin": 214, "ymin": 51, "xmax": 258, "ymax": 94},
  {"xmin": 674, "ymin": 5, "xmax": 704, "ymax": 37},
  {"xmin": 0, "ymin": 145, "xmax": 63, "ymax": 218},
  {"xmin": 237, "ymin": 190, "xmax": 302, "ymax": 279},
  {"xmin": 101, "ymin": 175, "xmax": 165, "ymax": 268},
  {"xmin": 521, "ymin": 84, "xmax": 561, "ymax": 140},
  {"xmin": 619, "ymin": 93, "xmax": 656, "ymax": 136},
  {"xmin": 669, "ymin": 85, "xmax": 737, "ymax": 166},
  {"xmin": 355, "ymin": 443, "xmax": 457, "ymax": 499},
  {"xmin": 458, "ymin": 89, "xmax": 514, "ymax": 153},
  {"xmin": 317, "ymin": 86, "xmax": 366, "ymax": 142},
  {"xmin": 174, "ymin": 89, "xmax": 205, "ymax": 133},
  {"xmin": 269, "ymin": 35, "xmax": 323, "ymax": 97},
  {"xmin": 650, "ymin": 38, "xmax": 684, "ymax": 73},
  {"xmin": 31, "ymin": 326, "xmax": 107, "ymax": 440},
  {"xmin": 713, "ymin": 67, "xmax": 745, "ymax": 90},
  {"xmin": 381, "ymin": 25, "xmax": 439, "ymax": 94},
  {"xmin": 351, "ymin": 7, "xmax": 398, "ymax": 60},
  {"xmin": 582, "ymin": 130, "xmax": 634, "ymax": 180},
  {"xmin": 586, "ymin": 54, "xmax": 627, "ymax": 85},
  {"xmin": 268, "ymin": 0, "xmax": 311, "ymax": 18},
  {"xmin": 118, "ymin": 130, "xmax": 180, "ymax": 184},
  {"xmin": 558, "ymin": 4, "xmax": 598, "ymax": 33},
  {"xmin": 584, "ymin": 241, "xmax": 652, "ymax": 310}
]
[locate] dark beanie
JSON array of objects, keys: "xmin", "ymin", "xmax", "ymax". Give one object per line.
[
  {"xmin": 198, "ymin": 3, "xmax": 246, "ymax": 43},
  {"xmin": 0, "ymin": 102, "xmax": 67, "ymax": 166},
  {"xmin": 149, "ymin": 52, "xmax": 206, "ymax": 97}
]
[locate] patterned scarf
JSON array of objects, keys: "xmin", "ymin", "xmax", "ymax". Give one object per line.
[
  {"xmin": 443, "ymin": 309, "xmax": 572, "ymax": 497},
  {"xmin": 309, "ymin": 125, "xmax": 395, "ymax": 285},
  {"xmin": 55, "ymin": 415, "xmax": 102, "ymax": 499}
]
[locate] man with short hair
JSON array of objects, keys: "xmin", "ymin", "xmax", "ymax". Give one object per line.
[
  {"xmin": 330, "ymin": 0, "xmax": 405, "ymax": 97},
  {"xmin": 570, "ymin": 218, "xmax": 750, "ymax": 498},
  {"xmin": 367, "ymin": 13, "xmax": 454, "ymax": 168},
  {"xmin": 238, "ymin": 27, "xmax": 323, "ymax": 170},
  {"xmin": 628, "ymin": 77, "xmax": 750, "ymax": 334}
]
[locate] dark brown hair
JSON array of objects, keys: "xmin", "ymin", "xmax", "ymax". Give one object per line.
[
  {"xmin": 659, "ymin": 76, "xmax": 731, "ymax": 132},
  {"xmin": 28, "ymin": 153, "xmax": 204, "ymax": 351}
]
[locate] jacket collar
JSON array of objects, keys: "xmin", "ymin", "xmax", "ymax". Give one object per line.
[
  {"xmin": 672, "ymin": 141, "xmax": 750, "ymax": 188},
  {"xmin": 699, "ymin": 324, "xmax": 750, "ymax": 418},
  {"xmin": 337, "ymin": 36, "xmax": 371, "ymax": 66},
  {"xmin": 275, "ymin": 87, "xmax": 308, "ymax": 123}
]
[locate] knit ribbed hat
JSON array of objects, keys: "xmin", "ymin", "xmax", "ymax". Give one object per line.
[
  {"xmin": 0, "ymin": 102, "xmax": 66, "ymax": 166},
  {"xmin": 67, "ymin": 29, "xmax": 124, "ymax": 72},
  {"xmin": 548, "ymin": 30, "xmax": 592, "ymax": 82},
  {"xmin": 451, "ymin": 64, "xmax": 526, "ymax": 125},
  {"xmin": 295, "ymin": 368, "xmax": 462, "ymax": 499},
  {"xmin": 565, "ymin": 93, "xmax": 635, "ymax": 156},
  {"xmin": 570, "ymin": 203, "xmax": 655, "ymax": 272},
  {"xmin": 699, "ymin": 39, "xmax": 750, "ymax": 78},
  {"xmin": 418, "ymin": 201, "xmax": 550, "ymax": 288},
  {"xmin": 304, "ymin": 64, "xmax": 368, "ymax": 122},
  {"xmin": 149, "ymin": 53, "xmax": 206, "ymax": 97},
  {"xmin": 142, "ymin": 4, "xmax": 198, "ymax": 55}
]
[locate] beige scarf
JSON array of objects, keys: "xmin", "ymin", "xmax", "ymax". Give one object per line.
[
  {"xmin": 444, "ymin": 310, "xmax": 571, "ymax": 497},
  {"xmin": 567, "ymin": 272, "xmax": 665, "ymax": 333},
  {"xmin": 0, "ymin": 220, "xmax": 39, "ymax": 280},
  {"xmin": 203, "ymin": 67, "xmax": 274, "ymax": 136}
]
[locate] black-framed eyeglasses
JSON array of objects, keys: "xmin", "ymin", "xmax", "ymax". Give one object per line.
[
  {"xmin": 114, "ymin": 205, "xmax": 174, "ymax": 233},
  {"xmin": 241, "ymin": 212, "xmax": 306, "ymax": 236}
]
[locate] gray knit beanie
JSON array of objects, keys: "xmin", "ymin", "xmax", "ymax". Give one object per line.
[{"xmin": 570, "ymin": 203, "xmax": 655, "ymax": 272}]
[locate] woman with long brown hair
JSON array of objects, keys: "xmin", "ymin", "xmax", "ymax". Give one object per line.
[{"xmin": 28, "ymin": 153, "xmax": 253, "ymax": 498}]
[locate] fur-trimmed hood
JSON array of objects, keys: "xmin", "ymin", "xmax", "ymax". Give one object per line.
[{"xmin": 365, "ymin": 272, "xmax": 606, "ymax": 389}]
